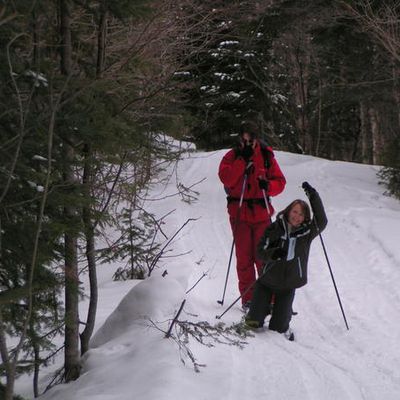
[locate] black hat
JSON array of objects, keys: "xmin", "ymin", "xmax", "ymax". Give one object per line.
[{"xmin": 239, "ymin": 121, "xmax": 260, "ymax": 139}]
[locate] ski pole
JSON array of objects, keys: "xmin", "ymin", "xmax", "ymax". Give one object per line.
[
  {"xmin": 217, "ymin": 169, "xmax": 249, "ymax": 306},
  {"xmin": 315, "ymin": 219, "xmax": 350, "ymax": 330},
  {"xmin": 261, "ymin": 188, "xmax": 272, "ymax": 224},
  {"xmin": 261, "ymin": 186, "xmax": 275, "ymax": 312},
  {"xmin": 217, "ymin": 238, "xmax": 235, "ymax": 306},
  {"xmin": 216, "ymin": 278, "xmax": 256, "ymax": 319},
  {"xmin": 304, "ymin": 183, "xmax": 349, "ymax": 331},
  {"xmin": 216, "ymin": 262, "xmax": 273, "ymax": 319}
]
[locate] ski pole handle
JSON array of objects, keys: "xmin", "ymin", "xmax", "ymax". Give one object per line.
[{"xmin": 261, "ymin": 188, "xmax": 271, "ymax": 221}]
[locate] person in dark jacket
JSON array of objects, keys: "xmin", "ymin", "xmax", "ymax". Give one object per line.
[
  {"xmin": 245, "ymin": 182, "xmax": 327, "ymax": 339},
  {"xmin": 218, "ymin": 121, "xmax": 286, "ymax": 310}
]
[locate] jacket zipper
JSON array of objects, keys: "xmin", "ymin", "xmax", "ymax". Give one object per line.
[{"xmin": 297, "ymin": 258, "xmax": 302, "ymax": 278}]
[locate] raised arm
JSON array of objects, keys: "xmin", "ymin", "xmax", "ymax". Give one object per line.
[
  {"xmin": 218, "ymin": 149, "xmax": 246, "ymax": 188},
  {"xmin": 302, "ymin": 182, "xmax": 328, "ymax": 239}
]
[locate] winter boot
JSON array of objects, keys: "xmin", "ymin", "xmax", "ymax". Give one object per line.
[
  {"xmin": 244, "ymin": 317, "xmax": 260, "ymax": 329},
  {"xmin": 283, "ymin": 327, "xmax": 295, "ymax": 341}
]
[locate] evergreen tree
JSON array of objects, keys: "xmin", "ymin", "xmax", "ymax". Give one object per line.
[
  {"xmin": 1, "ymin": 0, "xmax": 187, "ymax": 397},
  {"xmin": 176, "ymin": 1, "xmax": 282, "ymax": 149}
]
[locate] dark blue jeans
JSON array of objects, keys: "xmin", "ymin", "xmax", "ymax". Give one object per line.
[{"xmin": 247, "ymin": 280, "xmax": 295, "ymax": 333}]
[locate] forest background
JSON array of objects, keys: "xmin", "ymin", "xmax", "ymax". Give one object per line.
[{"xmin": 1, "ymin": 1, "xmax": 399, "ymax": 399}]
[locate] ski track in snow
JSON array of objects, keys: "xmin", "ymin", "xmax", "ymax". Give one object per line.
[{"xmin": 162, "ymin": 150, "xmax": 400, "ymax": 400}]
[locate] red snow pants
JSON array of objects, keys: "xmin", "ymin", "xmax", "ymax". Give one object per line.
[{"xmin": 230, "ymin": 218, "xmax": 269, "ymax": 304}]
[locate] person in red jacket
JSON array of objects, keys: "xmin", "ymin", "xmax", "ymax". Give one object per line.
[{"xmin": 218, "ymin": 121, "xmax": 286, "ymax": 310}]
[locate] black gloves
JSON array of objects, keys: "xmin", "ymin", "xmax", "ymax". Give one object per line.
[
  {"xmin": 234, "ymin": 144, "xmax": 253, "ymax": 162},
  {"xmin": 241, "ymin": 145, "xmax": 253, "ymax": 162},
  {"xmin": 258, "ymin": 178, "xmax": 269, "ymax": 191},
  {"xmin": 271, "ymin": 247, "xmax": 287, "ymax": 260},
  {"xmin": 302, "ymin": 181, "xmax": 316, "ymax": 197}
]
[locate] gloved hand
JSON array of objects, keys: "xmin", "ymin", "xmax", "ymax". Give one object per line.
[
  {"xmin": 302, "ymin": 181, "xmax": 316, "ymax": 197},
  {"xmin": 241, "ymin": 144, "xmax": 253, "ymax": 162},
  {"xmin": 258, "ymin": 178, "xmax": 269, "ymax": 191},
  {"xmin": 272, "ymin": 247, "xmax": 287, "ymax": 260}
]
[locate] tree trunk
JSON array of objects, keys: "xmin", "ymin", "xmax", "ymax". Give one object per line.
[
  {"xmin": 80, "ymin": 5, "xmax": 108, "ymax": 355},
  {"xmin": 289, "ymin": 34, "xmax": 311, "ymax": 153},
  {"xmin": 96, "ymin": 3, "xmax": 108, "ymax": 78},
  {"xmin": 359, "ymin": 101, "xmax": 372, "ymax": 164},
  {"xmin": 32, "ymin": 9, "xmax": 40, "ymax": 67},
  {"xmin": 0, "ymin": 310, "xmax": 14, "ymax": 400},
  {"xmin": 391, "ymin": 64, "xmax": 400, "ymax": 148},
  {"xmin": 63, "ymin": 143, "xmax": 81, "ymax": 382},
  {"xmin": 60, "ymin": 0, "xmax": 80, "ymax": 381},
  {"xmin": 315, "ymin": 74, "xmax": 322, "ymax": 157},
  {"xmin": 60, "ymin": 0, "xmax": 72, "ymax": 76},
  {"xmin": 368, "ymin": 106, "xmax": 383, "ymax": 165},
  {"xmin": 80, "ymin": 144, "xmax": 98, "ymax": 356},
  {"xmin": 351, "ymin": 107, "xmax": 361, "ymax": 162},
  {"xmin": 32, "ymin": 337, "xmax": 40, "ymax": 397}
]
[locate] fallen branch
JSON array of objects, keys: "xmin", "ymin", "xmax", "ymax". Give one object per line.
[{"xmin": 165, "ymin": 300, "xmax": 186, "ymax": 338}]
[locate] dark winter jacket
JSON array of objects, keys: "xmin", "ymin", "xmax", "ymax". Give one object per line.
[
  {"xmin": 257, "ymin": 190, "xmax": 327, "ymax": 291},
  {"xmin": 218, "ymin": 141, "xmax": 286, "ymax": 223}
]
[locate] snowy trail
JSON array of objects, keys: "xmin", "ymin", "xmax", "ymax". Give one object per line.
[
  {"xmin": 163, "ymin": 150, "xmax": 400, "ymax": 400},
  {"xmin": 36, "ymin": 149, "xmax": 400, "ymax": 400}
]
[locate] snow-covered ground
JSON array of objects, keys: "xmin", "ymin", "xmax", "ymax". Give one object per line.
[{"xmin": 18, "ymin": 149, "xmax": 400, "ymax": 399}]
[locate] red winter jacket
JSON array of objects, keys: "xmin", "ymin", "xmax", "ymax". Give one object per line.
[{"xmin": 218, "ymin": 141, "xmax": 286, "ymax": 224}]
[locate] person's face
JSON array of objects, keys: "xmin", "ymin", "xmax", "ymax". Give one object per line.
[
  {"xmin": 288, "ymin": 203, "xmax": 305, "ymax": 228},
  {"xmin": 241, "ymin": 132, "xmax": 256, "ymax": 148}
]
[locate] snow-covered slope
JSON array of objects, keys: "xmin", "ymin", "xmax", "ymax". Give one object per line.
[{"xmin": 40, "ymin": 150, "xmax": 400, "ymax": 400}]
